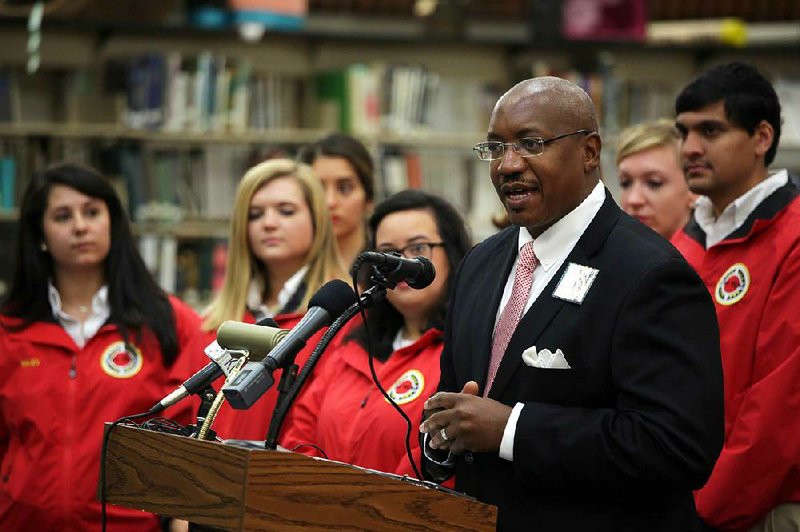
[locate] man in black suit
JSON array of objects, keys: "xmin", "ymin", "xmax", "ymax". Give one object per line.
[{"xmin": 419, "ymin": 76, "xmax": 724, "ymax": 531}]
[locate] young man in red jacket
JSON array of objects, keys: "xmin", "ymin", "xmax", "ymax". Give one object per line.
[{"xmin": 672, "ymin": 61, "xmax": 800, "ymax": 531}]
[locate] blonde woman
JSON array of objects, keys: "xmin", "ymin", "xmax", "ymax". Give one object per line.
[
  {"xmin": 616, "ymin": 119, "xmax": 696, "ymax": 240},
  {"xmin": 186, "ymin": 158, "xmax": 347, "ymax": 441}
]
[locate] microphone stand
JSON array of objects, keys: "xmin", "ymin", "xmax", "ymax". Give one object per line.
[
  {"xmin": 269, "ymin": 361, "xmax": 299, "ymax": 440},
  {"xmin": 264, "ymin": 277, "xmax": 390, "ymax": 450},
  {"xmin": 181, "ymin": 387, "xmax": 220, "ymax": 441}
]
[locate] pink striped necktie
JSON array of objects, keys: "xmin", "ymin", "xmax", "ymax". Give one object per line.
[{"xmin": 485, "ymin": 242, "xmax": 538, "ymax": 396}]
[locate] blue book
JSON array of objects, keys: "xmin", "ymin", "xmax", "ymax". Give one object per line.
[{"xmin": 0, "ymin": 156, "xmax": 16, "ymax": 210}]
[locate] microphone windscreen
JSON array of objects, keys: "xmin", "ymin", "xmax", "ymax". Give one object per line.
[
  {"xmin": 216, "ymin": 321, "xmax": 286, "ymax": 357},
  {"xmin": 308, "ymin": 279, "xmax": 358, "ymax": 319},
  {"xmin": 408, "ymin": 256, "xmax": 436, "ymax": 289}
]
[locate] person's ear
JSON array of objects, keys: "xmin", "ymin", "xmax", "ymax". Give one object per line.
[
  {"xmin": 583, "ymin": 132, "xmax": 602, "ymax": 174},
  {"xmin": 687, "ymin": 191, "xmax": 699, "ymax": 210},
  {"xmin": 753, "ymin": 120, "xmax": 775, "ymax": 159}
]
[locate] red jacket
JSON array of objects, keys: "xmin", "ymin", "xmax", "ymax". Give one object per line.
[
  {"xmin": 281, "ymin": 322, "xmax": 444, "ymax": 478},
  {"xmin": 0, "ymin": 296, "xmax": 203, "ymax": 532},
  {"xmin": 185, "ymin": 310, "xmax": 329, "ymax": 442},
  {"xmin": 672, "ymin": 183, "xmax": 800, "ymax": 531}
]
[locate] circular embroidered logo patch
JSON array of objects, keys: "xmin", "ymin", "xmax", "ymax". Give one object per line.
[
  {"xmin": 100, "ymin": 341, "xmax": 143, "ymax": 378},
  {"xmin": 715, "ymin": 263, "xmax": 750, "ymax": 306},
  {"xmin": 386, "ymin": 369, "xmax": 425, "ymax": 405}
]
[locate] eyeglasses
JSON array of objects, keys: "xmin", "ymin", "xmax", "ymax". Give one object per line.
[
  {"xmin": 473, "ymin": 129, "xmax": 591, "ymax": 161},
  {"xmin": 377, "ymin": 242, "xmax": 445, "ymax": 259}
]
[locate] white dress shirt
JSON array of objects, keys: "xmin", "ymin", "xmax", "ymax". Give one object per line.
[
  {"xmin": 246, "ymin": 265, "xmax": 309, "ymax": 321},
  {"xmin": 48, "ymin": 282, "xmax": 110, "ymax": 348},
  {"xmin": 694, "ymin": 169, "xmax": 789, "ymax": 249},
  {"xmin": 498, "ymin": 181, "xmax": 605, "ymax": 461}
]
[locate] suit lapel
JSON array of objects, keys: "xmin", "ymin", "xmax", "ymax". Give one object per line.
[
  {"xmin": 473, "ymin": 227, "xmax": 520, "ymax": 392},
  {"xmin": 487, "ymin": 191, "xmax": 620, "ymax": 399}
]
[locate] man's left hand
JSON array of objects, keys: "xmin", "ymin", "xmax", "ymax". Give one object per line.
[{"xmin": 420, "ymin": 381, "xmax": 513, "ymax": 454}]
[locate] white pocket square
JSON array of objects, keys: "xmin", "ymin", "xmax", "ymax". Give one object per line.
[{"xmin": 521, "ymin": 346, "xmax": 571, "ymax": 369}]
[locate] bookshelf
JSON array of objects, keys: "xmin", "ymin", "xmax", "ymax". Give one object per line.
[
  {"xmin": 2, "ymin": 11, "xmax": 800, "ymax": 304},
  {"xmin": 0, "ymin": 20, "xmax": 508, "ymax": 304}
]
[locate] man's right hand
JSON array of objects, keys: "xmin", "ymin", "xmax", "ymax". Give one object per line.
[{"xmin": 420, "ymin": 381, "xmax": 511, "ymax": 454}]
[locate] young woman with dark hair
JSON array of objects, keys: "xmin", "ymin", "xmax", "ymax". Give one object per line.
[
  {"xmin": 0, "ymin": 162, "xmax": 203, "ymax": 530},
  {"xmin": 298, "ymin": 133, "xmax": 375, "ymax": 270},
  {"xmin": 280, "ymin": 189, "xmax": 471, "ymax": 476}
]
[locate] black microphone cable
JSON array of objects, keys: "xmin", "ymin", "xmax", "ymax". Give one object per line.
[
  {"xmin": 100, "ymin": 411, "xmax": 150, "ymax": 532},
  {"xmin": 270, "ymin": 261, "xmax": 424, "ymax": 480},
  {"xmin": 265, "ymin": 298, "xmax": 364, "ymax": 449},
  {"xmin": 351, "ymin": 267, "xmax": 424, "ymax": 481},
  {"xmin": 100, "ymin": 412, "xmax": 197, "ymax": 532}
]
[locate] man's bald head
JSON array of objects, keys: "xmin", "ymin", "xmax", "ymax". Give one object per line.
[
  {"xmin": 485, "ymin": 76, "xmax": 603, "ymax": 237},
  {"xmin": 496, "ymin": 77, "xmax": 598, "ymax": 133}
]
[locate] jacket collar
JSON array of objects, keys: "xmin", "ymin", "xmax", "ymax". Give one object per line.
[
  {"xmin": 682, "ymin": 180, "xmax": 799, "ymax": 248},
  {"xmin": 340, "ymin": 327, "xmax": 442, "ymax": 377}
]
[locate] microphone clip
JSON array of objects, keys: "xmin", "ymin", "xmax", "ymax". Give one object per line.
[
  {"xmin": 368, "ymin": 259, "xmax": 400, "ymax": 290},
  {"xmin": 351, "ymin": 251, "xmax": 407, "ymax": 290}
]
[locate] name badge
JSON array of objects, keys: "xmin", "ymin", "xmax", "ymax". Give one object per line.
[{"xmin": 552, "ymin": 263, "xmax": 598, "ymax": 304}]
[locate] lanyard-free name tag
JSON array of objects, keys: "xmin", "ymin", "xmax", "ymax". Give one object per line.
[{"xmin": 552, "ymin": 263, "xmax": 599, "ymax": 304}]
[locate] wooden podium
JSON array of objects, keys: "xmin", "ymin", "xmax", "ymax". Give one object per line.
[{"xmin": 104, "ymin": 425, "xmax": 497, "ymax": 531}]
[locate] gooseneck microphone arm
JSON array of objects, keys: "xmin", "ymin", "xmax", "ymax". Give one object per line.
[{"xmin": 264, "ymin": 285, "xmax": 387, "ymax": 450}]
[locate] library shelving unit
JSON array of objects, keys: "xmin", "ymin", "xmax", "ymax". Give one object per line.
[{"xmin": 1, "ymin": 7, "xmax": 800, "ymax": 302}]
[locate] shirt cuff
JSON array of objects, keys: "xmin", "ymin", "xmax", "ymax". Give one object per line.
[{"xmin": 499, "ymin": 402, "xmax": 524, "ymax": 461}]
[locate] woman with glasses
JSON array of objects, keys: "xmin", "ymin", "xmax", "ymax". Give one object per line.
[{"xmin": 280, "ymin": 189, "xmax": 471, "ymax": 477}]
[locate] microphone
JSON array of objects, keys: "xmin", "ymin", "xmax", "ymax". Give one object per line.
[
  {"xmin": 148, "ymin": 318, "xmax": 282, "ymax": 415},
  {"xmin": 216, "ymin": 320, "xmax": 290, "ymax": 358},
  {"xmin": 358, "ymin": 252, "xmax": 435, "ymax": 289},
  {"xmin": 222, "ymin": 279, "xmax": 358, "ymax": 410}
]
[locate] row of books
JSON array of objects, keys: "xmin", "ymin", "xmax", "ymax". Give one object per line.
[
  {"xmin": 316, "ymin": 62, "xmax": 500, "ymax": 135},
  {"xmin": 531, "ymin": 61, "xmax": 685, "ymax": 136},
  {"xmin": 0, "ymin": 136, "xmax": 498, "ymax": 227},
  {"xmin": 139, "ymin": 234, "xmax": 228, "ymax": 310},
  {"xmin": 124, "ymin": 52, "xmax": 306, "ymax": 133},
  {"xmin": 9, "ymin": 57, "xmax": 794, "ymax": 146},
  {"xmin": 2, "ymin": 57, "xmax": 497, "ymax": 137},
  {"xmin": 103, "ymin": 144, "xmax": 254, "ymax": 222},
  {"xmin": 380, "ymin": 147, "xmax": 502, "ymax": 242},
  {"xmin": 0, "ymin": 57, "xmax": 305, "ymax": 133}
]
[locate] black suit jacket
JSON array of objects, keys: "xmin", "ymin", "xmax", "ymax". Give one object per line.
[{"xmin": 428, "ymin": 191, "xmax": 723, "ymax": 532}]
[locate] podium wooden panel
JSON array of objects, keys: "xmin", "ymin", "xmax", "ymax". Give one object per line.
[{"xmin": 104, "ymin": 424, "xmax": 497, "ymax": 531}]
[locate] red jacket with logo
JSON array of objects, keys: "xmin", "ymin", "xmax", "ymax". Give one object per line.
[
  {"xmin": 671, "ymin": 182, "xmax": 800, "ymax": 531},
  {"xmin": 0, "ymin": 296, "xmax": 203, "ymax": 532},
  {"xmin": 184, "ymin": 310, "xmax": 329, "ymax": 442},
  {"xmin": 280, "ymin": 321, "xmax": 444, "ymax": 477}
]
